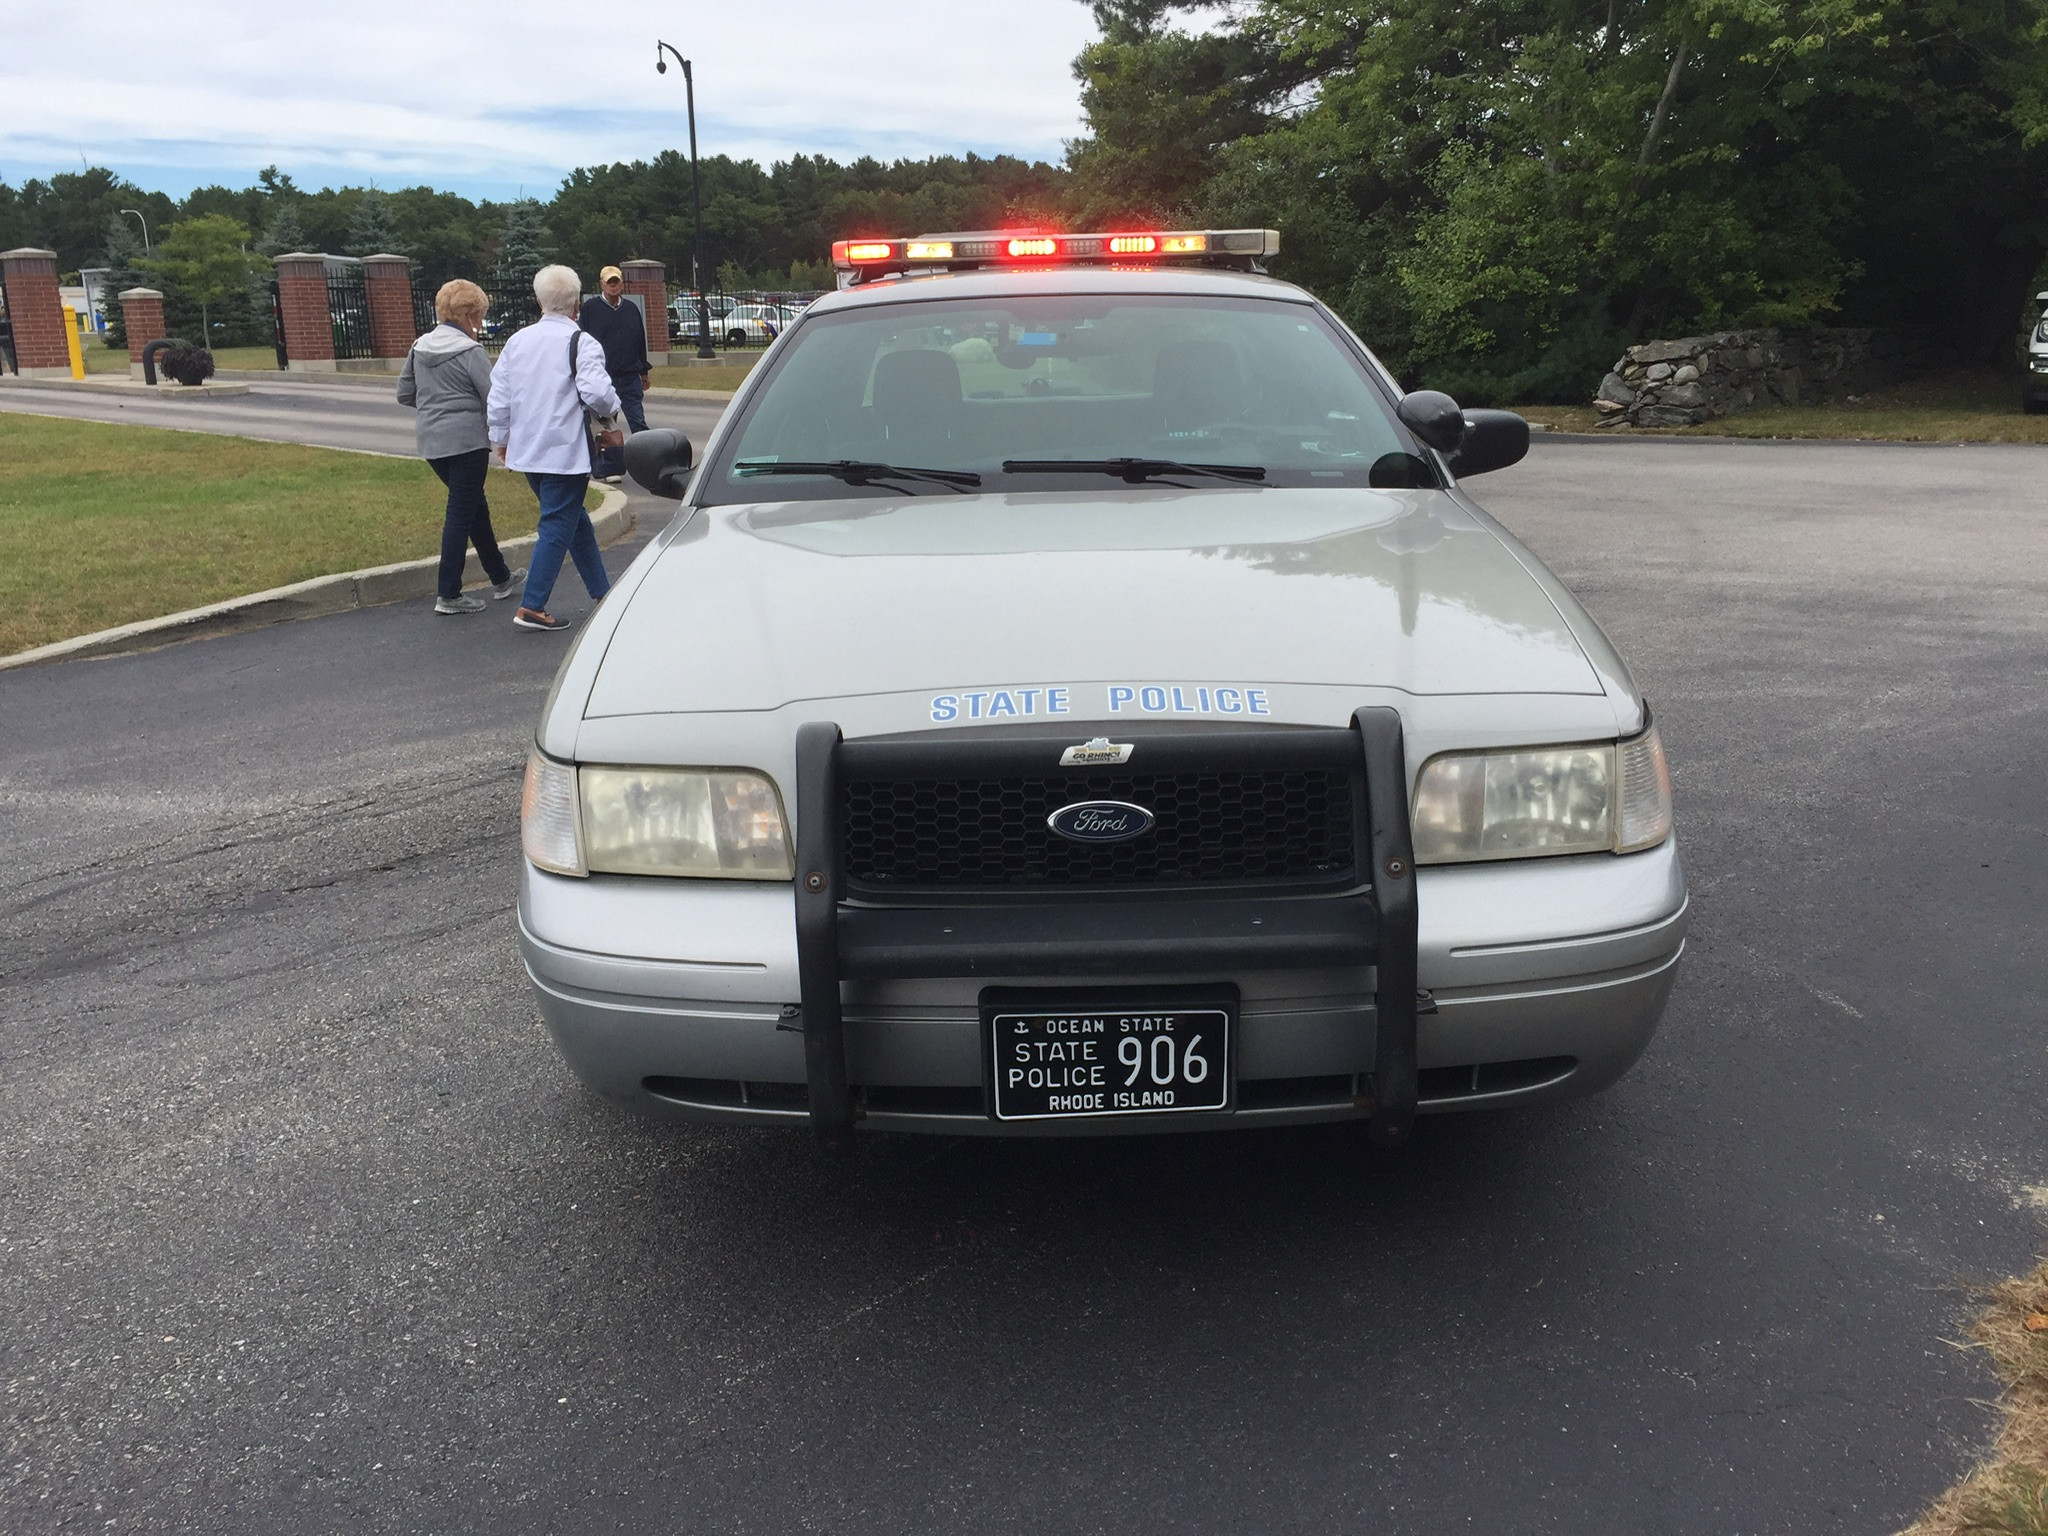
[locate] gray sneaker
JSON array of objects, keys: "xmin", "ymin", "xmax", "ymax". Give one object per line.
[
  {"xmin": 491, "ymin": 567, "xmax": 527, "ymax": 602},
  {"xmin": 434, "ymin": 594, "xmax": 487, "ymax": 615}
]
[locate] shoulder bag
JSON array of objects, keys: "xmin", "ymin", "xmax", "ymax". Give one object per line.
[{"xmin": 569, "ymin": 331, "xmax": 626, "ymax": 471}]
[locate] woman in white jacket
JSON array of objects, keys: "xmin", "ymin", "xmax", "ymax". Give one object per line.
[
  {"xmin": 485, "ymin": 265, "xmax": 623, "ymax": 633},
  {"xmin": 396, "ymin": 279, "xmax": 523, "ymax": 615}
]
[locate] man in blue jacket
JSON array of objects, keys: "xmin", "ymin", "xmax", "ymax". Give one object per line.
[{"xmin": 577, "ymin": 264, "xmax": 651, "ymax": 480}]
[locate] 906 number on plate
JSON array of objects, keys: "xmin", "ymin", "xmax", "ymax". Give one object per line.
[{"xmin": 989, "ymin": 1006, "xmax": 1231, "ymax": 1121}]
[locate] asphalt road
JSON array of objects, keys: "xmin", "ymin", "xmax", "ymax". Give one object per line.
[
  {"xmin": 0, "ymin": 373, "xmax": 731, "ymax": 458},
  {"xmin": 2, "ymin": 438, "xmax": 2043, "ymax": 1534}
]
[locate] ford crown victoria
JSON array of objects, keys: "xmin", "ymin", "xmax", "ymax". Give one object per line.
[{"xmin": 517, "ymin": 228, "xmax": 1688, "ymax": 1148}]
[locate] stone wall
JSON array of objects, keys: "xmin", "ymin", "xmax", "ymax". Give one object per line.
[{"xmin": 1593, "ymin": 327, "xmax": 1942, "ymax": 427}]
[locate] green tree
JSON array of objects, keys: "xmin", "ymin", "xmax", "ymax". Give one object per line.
[
  {"xmin": 493, "ymin": 199, "xmax": 557, "ymax": 284},
  {"xmin": 142, "ymin": 214, "xmax": 270, "ymax": 354},
  {"xmin": 0, "ymin": 169, "xmax": 176, "ymax": 273},
  {"xmin": 1066, "ymin": 0, "xmax": 1297, "ymax": 223},
  {"xmin": 1072, "ymin": 0, "xmax": 2048, "ymax": 398},
  {"xmin": 256, "ymin": 198, "xmax": 307, "ymax": 257},
  {"xmin": 346, "ymin": 189, "xmax": 409, "ymax": 257},
  {"xmin": 97, "ymin": 213, "xmax": 149, "ymax": 350}
]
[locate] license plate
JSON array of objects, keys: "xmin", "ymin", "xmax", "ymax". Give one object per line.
[{"xmin": 986, "ymin": 997, "xmax": 1232, "ymax": 1121}]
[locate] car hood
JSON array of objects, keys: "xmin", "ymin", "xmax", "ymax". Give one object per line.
[{"xmin": 583, "ymin": 486, "xmax": 1604, "ymax": 717}]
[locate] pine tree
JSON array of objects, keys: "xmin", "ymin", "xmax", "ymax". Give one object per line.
[
  {"xmin": 98, "ymin": 214, "xmax": 148, "ymax": 350},
  {"xmin": 257, "ymin": 199, "xmax": 307, "ymax": 257},
  {"xmin": 493, "ymin": 200, "xmax": 557, "ymax": 285},
  {"xmin": 346, "ymin": 190, "xmax": 409, "ymax": 258}
]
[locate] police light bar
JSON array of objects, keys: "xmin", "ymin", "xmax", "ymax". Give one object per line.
[{"xmin": 830, "ymin": 228, "xmax": 1280, "ymax": 278}]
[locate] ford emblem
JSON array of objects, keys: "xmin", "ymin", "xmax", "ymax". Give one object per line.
[{"xmin": 1047, "ymin": 800, "xmax": 1156, "ymax": 843}]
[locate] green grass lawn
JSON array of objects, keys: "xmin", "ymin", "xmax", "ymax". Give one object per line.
[
  {"xmin": 648, "ymin": 358, "xmax": 760, "ymax": 393},
  {"xmin": 84, "ymin": 343, "xmax": 282, "ymax": 375},
  {"xmin": 0, "ymin": 414, "xmax": 592, "ymax": 657},
  {"xmin": 1514, "ymin": 369, "xmax": 2048, "ymax": 443}
]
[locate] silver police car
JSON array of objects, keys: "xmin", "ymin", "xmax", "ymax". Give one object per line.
[{"xmin": 518, "ymin": 228, "xmax": 1687, "ymax": 1146}]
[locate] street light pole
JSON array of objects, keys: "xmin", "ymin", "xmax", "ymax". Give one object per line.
[
  {"xmin": 655, "ymin": 40, "xmax": 717, "ymax": 359},
  {"xmin": 119, "ymin": 208, "xmax": 150, "ymax": 254}
]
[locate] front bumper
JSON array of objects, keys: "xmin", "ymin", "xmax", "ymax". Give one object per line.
[{"xmin": 518, "ymin": 836, "xmax": 1688, "ymax": 1136}]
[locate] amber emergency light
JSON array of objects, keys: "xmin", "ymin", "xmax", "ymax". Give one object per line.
[{"xmin": 830, "ymin": 228, "xmax": 1281, "ymax": 280}]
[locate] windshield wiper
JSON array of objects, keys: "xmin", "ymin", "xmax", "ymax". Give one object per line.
[
  {"xmin": 734, "ymin": 459, "xmax": 981, "ymax": 490},
  {"xmin": 1002, "ymin": 458, "xmax": 1266, "ymax": 484}
]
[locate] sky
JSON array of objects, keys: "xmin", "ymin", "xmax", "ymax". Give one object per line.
[{"xmin": 2, "ymin": 0, "xmax": 1104, "ymax": 200}]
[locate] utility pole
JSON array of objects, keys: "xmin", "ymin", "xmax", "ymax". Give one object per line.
[{"xmin": 655, "ymin": 41, "xmax": 717, "ymax": 359}]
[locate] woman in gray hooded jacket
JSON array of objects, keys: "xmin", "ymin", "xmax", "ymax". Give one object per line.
[{"xmin": 397, "ymin": 279, "xmax": 523, "ymax": 615}]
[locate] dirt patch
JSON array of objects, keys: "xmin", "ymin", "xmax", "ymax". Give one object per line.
[{"xmin": 1899, "ymin": 1255, "xmax": 2048, "ymax": 1536}]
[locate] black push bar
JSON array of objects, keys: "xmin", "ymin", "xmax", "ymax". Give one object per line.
[
  {"xmin": 790, "ymin": 712, "xmax": 1420, "ymax": 1149},
  {"xmin": 1354, "ymin": 706, "xmax": 1418, "ymax": 1145}
]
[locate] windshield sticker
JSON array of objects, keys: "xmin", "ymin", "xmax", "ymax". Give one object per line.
[{"xmin": 929, "ymin": 685, "xmax": 1270, "ymax": 722}]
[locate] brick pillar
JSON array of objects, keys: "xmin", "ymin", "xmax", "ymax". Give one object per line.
[
  {"xmin": 120, "ymin": 287, "xmax": 167, "ymax": 380},
  {"xmin": 1, "ymin": 247, "xmax": 73, "ymax": 377},
  {"xmin": 272, "ymin": 252, "xmax": 336, "ymax": 372},
  {"xmin": 361, "ymin": 254, "xmax": 416, "ymax": 367},
  {"xmin": 621, "ymin": 258, "xmax": 670, "ymax": 366}
]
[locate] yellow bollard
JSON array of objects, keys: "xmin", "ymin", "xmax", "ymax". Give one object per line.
[{"xmin": 63, "ymin": 305, "xmax": 85, "ymax": 380}]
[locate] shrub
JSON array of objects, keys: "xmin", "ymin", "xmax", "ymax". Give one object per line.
[{"xmin": 161, "ymin": 344, "xmax": 215, "ymax": 387}]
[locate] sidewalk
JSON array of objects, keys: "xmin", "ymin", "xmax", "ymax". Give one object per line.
[{"xmin": 0, "ymin": 374, "xmax": 253, "ymax": 397}]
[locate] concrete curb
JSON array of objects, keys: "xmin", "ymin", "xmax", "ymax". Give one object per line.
[
  {"xmin": 646, "ymin": 385, "xmax": 743, "ymax": 403},
  {"xmin": 0, "ymin": 375, "xmax": 254, "ymax": 397},
  {"xmin": 0, "ymin": 486, "xmax": 633, "ymax": 673}
]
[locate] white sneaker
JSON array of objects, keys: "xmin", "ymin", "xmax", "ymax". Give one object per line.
[
  {"xmin": 491, "ymin": 567, "xmax": 527, "ymax": 602},
  {"xmin": 435, "ymin": 594, "xmax": 486, "ymax": 615}
]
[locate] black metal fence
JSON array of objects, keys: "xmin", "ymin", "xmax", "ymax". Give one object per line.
[
  {"xmin": 326, "ymin": 268, "xmax": 373, "ymax": 361},
  {"xmin": 307, "ymin": 267, "xmax": 827, "ymax": 362},
  {"xmin": 269, "ymin": 280, "xmax": 287, "ymax": 370},
  {"xmin": 0, "ymin": 277, "xmax": 16, "ymax": 376},
  {"xmin": 478, "ymin": 279, "xmax": 541, "ymax": 353},
  {"xmin": 410, "ymin": 273, "xmax": 438, "ymax": 336}
]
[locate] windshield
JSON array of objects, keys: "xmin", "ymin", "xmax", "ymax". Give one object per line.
[{"xmin": 699, "ymin": 293, "xmax": 1433, "ymax": 502}]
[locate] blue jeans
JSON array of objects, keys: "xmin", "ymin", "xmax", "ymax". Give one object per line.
[
  {"xmin": 597, "ymin": 373, "xmax": 648, "ymax": 477},
  {"xmin": 429, "ymin": 448, "xmax": 509, "ymax": 600},
  {"xmin": 520, "ymin": 473, "xmax": 611, "ymax": 613}
]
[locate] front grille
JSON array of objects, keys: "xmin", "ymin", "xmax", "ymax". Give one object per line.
[{"xmin": 841, "ymin": 768, "xmax": 1355, "ymax": 890}]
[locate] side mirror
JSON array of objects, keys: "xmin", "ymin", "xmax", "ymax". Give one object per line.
[
  {"xmin": 1444, "ymin": 409, "xmax": 1530, "ymax": 478},
  {"xmin": 624, "ymin": 428, "xmax": 694, "ymax": 499},
  {"xmin": 1396, "ymin": 390, "xmax": 1466, "ymax": 453}
]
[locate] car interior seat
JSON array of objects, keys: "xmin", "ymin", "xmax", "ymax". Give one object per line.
[
  {"xmin": 1152, "ymin": 340, "xmax": 1248, "ymax": 438},
  {"xmin": 872, "ymin": 349, "xmax": 965, "ymax": 462}
]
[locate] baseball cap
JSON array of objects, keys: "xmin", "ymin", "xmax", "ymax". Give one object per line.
[{"xmin": 599, "ymin": 265, "xmax": 624, "ymax": 283}]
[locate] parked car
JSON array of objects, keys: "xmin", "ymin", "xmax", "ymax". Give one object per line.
[
  {"xmin": 2024, "ymin": 291, "xmax": 2048, "ymax": 414},
  {"xmin": 717, "ymin": 304, "xmax": 796, "ymax": 347},
  {"xmin": 518, "ymin": 226, "xmax": 1687, "ymax": 1147}
]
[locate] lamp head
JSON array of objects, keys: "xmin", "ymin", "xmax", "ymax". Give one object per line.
[{"xmin": 656, "ymin": 56, "xmax": 666, "ymax": 72}]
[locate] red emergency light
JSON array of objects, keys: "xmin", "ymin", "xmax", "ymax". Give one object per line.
[{"xmin": 829, "ymin": 228, "xmax": 1280, "ymax": 282}]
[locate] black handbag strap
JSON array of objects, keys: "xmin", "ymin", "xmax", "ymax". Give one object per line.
[{"xmin": 570, "ymin": 330, "xmax": 602, "ymax": 472}]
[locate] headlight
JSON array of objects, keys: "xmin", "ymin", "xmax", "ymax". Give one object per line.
[
  {"xmin": 1411, "ymin": 724, "xmax": 1671, "ymax": 864},
  {"xmin": 578, "ymin": 766, "xmax": 793, "ymax": 879},
  {"xmin": 522, "ymin": 750, "xmax": 585, "ymax": 876}
]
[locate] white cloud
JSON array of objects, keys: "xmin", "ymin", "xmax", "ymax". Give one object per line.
[{"xmin": 2, "ymin": 0, "xmax": 1100, "ymax": 197}]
